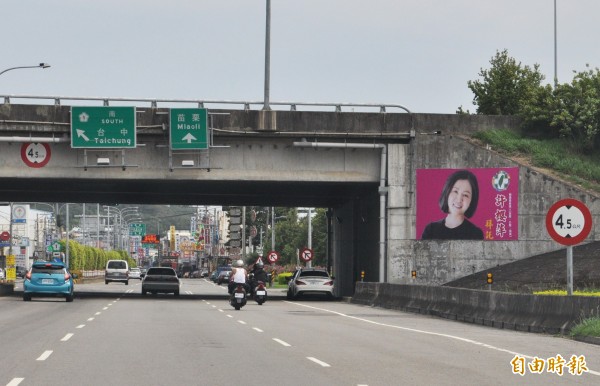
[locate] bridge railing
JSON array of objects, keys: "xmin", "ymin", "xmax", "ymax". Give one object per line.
[{"xmin": 1, "ymin": 94, "xmax": 411, "ymax": 114}]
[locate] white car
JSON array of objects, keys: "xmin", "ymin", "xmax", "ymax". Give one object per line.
[
  {"xmin": 287, "ymin": 268, "xmax": 334, "ymax": 299},
  {"xmin": 0, "ymin": 268, "xmax": 4, "ymax": 279},
  {"xmin": 129, "ymin": 267, "xmax": 142, "ymax": 280}
]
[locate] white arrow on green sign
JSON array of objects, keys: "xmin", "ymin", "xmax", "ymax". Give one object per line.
[
  {"xmin": 71, "ymin": 106, "xmax": 136, "ymax": 148},
  {"xmin": 170, "ymin": 108, "xmax": 208, "ymax": 150}
]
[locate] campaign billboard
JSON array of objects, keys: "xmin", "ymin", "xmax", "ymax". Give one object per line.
[{"xmin": 416, "ymin": 167, "xmax": 519, "ymax": 240}]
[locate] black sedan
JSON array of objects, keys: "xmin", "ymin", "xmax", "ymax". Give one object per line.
[{"xmin": 142, "ymin": 267, "xmax": 181, "ymax": 296}]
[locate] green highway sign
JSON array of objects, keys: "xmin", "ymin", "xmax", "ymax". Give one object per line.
[
  {"xmin": 129, "ymin": 223, "xmax": 146, "ymax": 236},
  {"xmin": 71, "ymin": 106, "xmax": 136, "ymax": 148},
  {"xmin": 170, "ymin": 108, "xmax": 208, "ymax": 150}
]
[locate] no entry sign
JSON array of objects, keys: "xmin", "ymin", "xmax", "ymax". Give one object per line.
[{"xmin": 545, "ymin": 198, "xmax": 592, "ymax": 246}]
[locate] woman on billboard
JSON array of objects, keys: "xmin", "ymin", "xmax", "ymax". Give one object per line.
[{"xmin": 421, "ymin": 170, "xmax": 484, "ymax": 240}]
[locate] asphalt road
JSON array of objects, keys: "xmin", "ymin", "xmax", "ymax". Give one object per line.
[{"xmin": 1, "ymin": 279, "xmax": 599, "ymax": 385}]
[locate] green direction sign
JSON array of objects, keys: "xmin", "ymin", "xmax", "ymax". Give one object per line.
[
  {"xmin": 129, "ymin": 223, "xmax": 146, "ymax": 236},
  {"xmin": 170, "ymin": 108, "xmax": 208, "ymax": 150},
  {"xmin": 71, "ymin": 106, "xmax": 136, "ymax": 148}
]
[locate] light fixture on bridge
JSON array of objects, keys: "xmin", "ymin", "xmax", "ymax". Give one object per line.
[
  {"xmin": 181, "ymin": 160, "xmax": 195, "ymax": 167},
  {"xmin": 97, "ymin": 157, "xmax": 110, "ymax": 166}
]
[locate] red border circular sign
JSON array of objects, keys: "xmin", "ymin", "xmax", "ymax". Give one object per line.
[
  {"xmin": 545, "ymin": 198, "xmax": 592, "ymax": 246},
  {"xmin": 0, "ymin": 231, "xmax": 10, "ymax": 241},
  {"xmin": 267, "ymin": 250, "xmax": 279, "ymax": 264},
  {"xmin": 299, "ymin": 247, "xmax": 314, "ymax": 262},
  {"xmin": 21, "ymin": 142, "xmax": 51, "ymax": 168}
]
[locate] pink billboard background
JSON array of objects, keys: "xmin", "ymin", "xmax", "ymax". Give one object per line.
[{"xmin": 416, "ymin": 167, "xmax": 519, "ymax": 240}]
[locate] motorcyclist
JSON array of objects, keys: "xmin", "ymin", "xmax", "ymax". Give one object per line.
[
  {"xmin": 250, "ymin": 261, "xmax": 269, "ymax": 295},
  {"xmin": 228, "ymin": 259, "xmax": 248, "ymax": 294}
]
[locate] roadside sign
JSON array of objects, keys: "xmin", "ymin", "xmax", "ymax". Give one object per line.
[
  {"xmin": 52, "ymin": 242, "xmax": 62, "ymax": 252},
  {"xmin": 129, "ymin": 223, "xmax": 146, "ymax": 236},
  {"xmin": 0, "ymin": 231, "xmax": 10, "ymax": 241},
  {"xmin": 169, "ymin": 108, "xmax": 208, "ymax": 150},
  {"xmin": 12, "ymin": 205, "xmax": 27, "ymax": 223},
  {"xmin": 71, "ymin": 106, "xmax": 136, "ymax": 148},
  {"xmin": 546, "ymin": 198, "xmax": 592, "ymax": 246},
  {"xmin": 267, "ymin": 250, "xmax": 279, "ymax": 264},
  {"xmin": 299, "ymin": 247, "xmax": 313, "ymax": 262},
  {"xmin": 21, "ymin": 142, "xmax": 51, "ymax": 168}
]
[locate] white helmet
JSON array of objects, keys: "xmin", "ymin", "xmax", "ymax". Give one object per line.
[{"xmin": 235, "ymin": 259, "xmax": 244, "ymax": 267}]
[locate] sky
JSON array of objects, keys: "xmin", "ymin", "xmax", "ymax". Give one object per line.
[{"xmin": 2, "ymin": 0, "xmax": 600, "ymax": 114}]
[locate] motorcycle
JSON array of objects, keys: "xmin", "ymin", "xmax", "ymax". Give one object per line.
[
  {"xmin": 229, "ymin": 283, "xmax": 247, "ymax": 310},
  {"xmin": 253, "ymin": 281, "xmax": 267, "ymax": 305}
]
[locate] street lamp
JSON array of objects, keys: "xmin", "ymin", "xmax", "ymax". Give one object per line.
[{"xmin": 0, "ymin": 63, "xmax": 51, "ymax": 77}]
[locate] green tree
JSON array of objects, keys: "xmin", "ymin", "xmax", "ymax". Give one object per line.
[
  {"xmin": 468, "ymin": 49, "xmax": 545, "ymax": 115},
  {"xmin": 549, "ymin": 66, "xmax": 600, "ymax": 153}
]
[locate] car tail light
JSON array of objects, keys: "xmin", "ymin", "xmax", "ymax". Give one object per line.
[
  {"xmin": 324, "ymin": 280, "xmax": 334, "ymax": 286},
  {"xmin": 25, "ymin": 271, "xmax": 31, "ymax": 280},
  {"xmin": 64, "ymin": 273, "xmax": 71, "ymax": 282},
  {"xmin": 295, "ymin": 280, "xmax": 307, "ymax": 286}
]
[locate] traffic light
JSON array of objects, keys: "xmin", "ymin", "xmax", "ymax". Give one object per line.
[{"xmin": 486, "ymin": 272, "xmax": 493, "ymax": 284}]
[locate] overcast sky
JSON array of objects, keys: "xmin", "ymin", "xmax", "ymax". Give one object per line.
[{"xmin": 2, "ymin": 0, "xmax": 600, "ymax": 114}]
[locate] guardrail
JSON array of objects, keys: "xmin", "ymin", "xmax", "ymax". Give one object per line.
[{"xmin": 1, "ymin": 94, "xmax": 411, "ymax": 114}]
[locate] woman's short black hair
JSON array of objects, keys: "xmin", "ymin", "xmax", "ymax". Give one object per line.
[{"xmin": 438, "ymin": 170, "xmax": 479, "ymax": 218}]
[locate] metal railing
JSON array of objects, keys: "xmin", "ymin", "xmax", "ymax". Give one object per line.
[{"xmin": 1, "ymin": 94, "xmax": 411, "ymax": 114}]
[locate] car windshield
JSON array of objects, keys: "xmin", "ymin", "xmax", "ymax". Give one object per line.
[
  {"xmin": 148, "ymin": 268, "xmax": 176, "ymax": 276},
  {"xmin": 32, "ymin": 266, "xmax": 64, "ymax": 275},
  {"xmin": 299, "ymin": 271, "xmax": 329, "ymax": 278}
]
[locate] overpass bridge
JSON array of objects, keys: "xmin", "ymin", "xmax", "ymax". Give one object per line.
[{"xmin": 2, "ymin": 95, "xmax": 592, "ymax": 296}]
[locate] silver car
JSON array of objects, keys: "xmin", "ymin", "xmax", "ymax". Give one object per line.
[
  {"xmin": 129, "ymin": 267, "xmax": 142, "ymax": 280},
  {"xmin": 142, "ymin": 267, "xmax": 180, "ymax": 296},
  {"xmin": 287, "ymin": 268, "xmax": 334, "ymax": 299}
]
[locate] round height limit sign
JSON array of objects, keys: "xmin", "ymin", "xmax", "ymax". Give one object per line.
[{"xmin": 546, "ymin": 198, "xmax": 592, "ymax": 246}]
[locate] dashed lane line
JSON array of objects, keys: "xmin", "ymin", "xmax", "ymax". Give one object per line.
[
  {"xmin": 307, "ymin": 357, "xmax": 331, "ymax": 367},
  {"xmin": 273, "ymin": 338, "xmax": 291, "ymax": 347},
  {"xmin": 6, "ymin": 378, "xmax": 24, "ymax": 386},
  {"xmin": 36, "ymin": 350, "xmax": 53, "ymax": 361},
  {"xmin": 60, "ymin": 333, "xmax": 74, "ymax": 342}
]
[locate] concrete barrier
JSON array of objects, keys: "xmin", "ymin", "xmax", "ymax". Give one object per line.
[
  {"xmin": 352, "ymin": 282, "xmax": 600, "ymax": 334},
  {"xmin": 0, "ymin": 283, "xmax": 14, "ymax": 296}
]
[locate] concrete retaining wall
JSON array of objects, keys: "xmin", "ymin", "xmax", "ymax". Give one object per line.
[
  {"xmin": 352, "ymin": 282, "xmax": 600, "ymax": 334},
  {"xmin": 0, "ymin": 283, "xmax": 14, "ymax": 296}
]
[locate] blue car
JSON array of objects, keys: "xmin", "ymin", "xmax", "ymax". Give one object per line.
[{"xmin": 23, "ymin": 261, "xmax": 75, "ymax": 302}]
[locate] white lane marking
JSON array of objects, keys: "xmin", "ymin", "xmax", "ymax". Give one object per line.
[
  {"xmin": 76, "ymin": 325, "xmax": 85, "ymax": 329},
  {"xmin": 36, "ymin": 350, "xmax": 53, "ymax": 361},
  {"xmin": 307, "ymin": 357, "xmax": 331, "ymax": 367},
  {"xmin": 87, "ymin": 317, "xmax": 95, "ymax": 322},
  {"xmin": 94, "ymin": 312, "xmax": 101, "ymax": 315},
  {"xmin": 253, "ymin": 327, "xmax": 264, "ymax": 333},
  {"xmin": 61, "ymin": 333, "xmax": 74, "ymax": 342},
  {"xmin": 227, "ymin": 315, "xmax": 233, "ymax": 318},
  {"xmin": 7, "ymin": 378, "xmax": 24, "ymax": 386},
  {"xmin": 218, "ymin": 309, "xmax": 224, "ymax": 313},
  {"xmin": 212, "ymin": 305, "xmax": 216, "ymax": 308},
  {"xmin": 285, "ymin": 302, "xmax": 600, "ymax": 377},
  {"xmin": 238, "ymin": 320, "xmax": 247, "ymax": 325},
  {"xmin": 102, "ymin": 307, "xmax": 108, "ymax": 310},
  {"xmin": 273, "ymin": 338, "xmax": 291, "ymax": 347}
]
